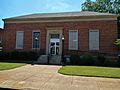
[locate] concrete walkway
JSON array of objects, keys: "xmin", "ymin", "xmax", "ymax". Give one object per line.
[{"xmin": 0, "ymin": 65, "xmax": 120, "ymax": 90}]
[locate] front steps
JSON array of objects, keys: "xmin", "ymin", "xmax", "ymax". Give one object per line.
[
  {"xmin": 37, "ymin": 55, "xmax": 48, "ymax": 64},
  {"xmin": 49, "ymin": 55, "xmax": 61, "ymax": 64},
  {"xmin": 37, "ymin": 55, "xmax": 61, "ymax": 65}
]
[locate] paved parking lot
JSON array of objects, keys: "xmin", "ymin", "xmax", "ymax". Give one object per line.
[{"xmin": 0, "ymin": 65, "xmax": 120, "ymax": 90}]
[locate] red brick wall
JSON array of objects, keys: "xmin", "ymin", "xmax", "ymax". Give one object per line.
[
  {"xmin": 0, "ymin": 29, "xmax": 3, "ymax": 38},
  {"xmin": 63, "ymin": 21, "xmax": 118, "ymax": 55},
  {"xmin": 3, "ymin": 20, "xmax": 118, "ymax": 55},
  {"xmin": 0, "ymin": 29, "xmax": 4, "ymax": 45}
]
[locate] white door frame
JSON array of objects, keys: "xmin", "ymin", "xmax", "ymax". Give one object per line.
[{"xmin": 46, "ymin": 29, "xmax": 63, "ymax": 55}]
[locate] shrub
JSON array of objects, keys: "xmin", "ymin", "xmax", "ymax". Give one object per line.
[
  {"xmin": 19, "ymin": 51, "xmax": 28, "ymax": 60},
  {"xmin": 114, "ymin": 39, "xmax": 120, "ymax": 49},
  {"xmin": 0, "ymin": 51, "xmax": 40, "ymax": 62},
  {"xmin": 82, "ymin": 55, "xmax": 94, "ymax": 65},
  {"xmin": 96, "ymin": 54, "xmax": 106, "ymax": 66},
  {"xmin": 0, "ymin": 52, "xmax": 3, "ymax": 60},
  {"xmin": 70, "ymin": 54, "xmax": 80, "ymax": 65},
  {"xmin": 0, "ymin": 52, "xmax": 10, "ymax": 60},
  {"xmin": 117, "ymin": 58, "xmax": 120, "ymax": 67},
  {"xmin": 70, "ymin": 54, "xmax": 95, "ymax": 65},
  {"xmin": 27, "ymin": 51, "xmax": 39, "ymax": 60},
  {"xmin": 104, "ymin": 59, "xmax": 117, "ymax": 67},
  {"xmin": 10, "ymin": 51, "xmax": 19, "ymax": 60},
  {"xmin": 4, "ymin": 52, "xmax": 10, "ymax": 60}
]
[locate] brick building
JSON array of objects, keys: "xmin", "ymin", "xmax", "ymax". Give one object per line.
[
  {"xmin": 1, "ymin": 11, "xmax": 119, "ymax": 63},
  {"xmin": 0, "ymin": 28, "xmax": 3, "ymax": 44},
  {"xmin": 0, "ymin": 28, "xmax": 3, "ymax": 51}
]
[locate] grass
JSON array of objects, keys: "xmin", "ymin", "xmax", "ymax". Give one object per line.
[
  {"xmin": 58, "ymin": 66, "xmax": 120, "ymax": 78},
  {"xmin": 0, "ymin": 62, "xmax": 25, "ymax": 71}
]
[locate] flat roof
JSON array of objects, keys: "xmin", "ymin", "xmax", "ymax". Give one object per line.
[{"xmin": 4, "ymin": 11, "xmax": 118, "ymax": 20}]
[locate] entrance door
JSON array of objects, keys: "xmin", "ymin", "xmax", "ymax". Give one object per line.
[
  {"xmin": 50, "ymin": 34, "xmax": 60, "ymax": 55},
  {"xmin": 50, "ymin": 41, "xmax": 59, "ymax": 55}
]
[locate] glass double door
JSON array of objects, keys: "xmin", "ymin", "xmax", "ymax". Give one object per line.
[
  {"xmin": 49, "ymin": 34, "xmax": 60, "ymax": 55},
  {"xmin": 50, "ymin": 40, "xmax": 59, "ymax": 55}
]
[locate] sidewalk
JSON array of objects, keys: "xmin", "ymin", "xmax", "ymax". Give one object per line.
[{"xmin": 0, "ymin": 65, "xmax": 120, "ymax": 90}]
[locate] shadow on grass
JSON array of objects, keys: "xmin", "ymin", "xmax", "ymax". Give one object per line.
[{"xmin": 0, "ymin": 60, "xmax": 62, "ymax": 66}]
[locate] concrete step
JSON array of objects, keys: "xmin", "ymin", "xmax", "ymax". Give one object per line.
[
  {"xmin": 49, "ymin": 55, "xmax": 61, "ymax": 64},
  {"xmin": 36, "ymin": 55, "xmax": 61, "ymax": 65},
  {"xmin": 37, "ymin": 55, "xmax": 48, "ymax": 64}
]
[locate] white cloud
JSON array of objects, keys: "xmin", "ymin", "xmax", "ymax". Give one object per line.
[{"xmin": 45, "ymin": 0, "xmax": 74, "ymax": 12}]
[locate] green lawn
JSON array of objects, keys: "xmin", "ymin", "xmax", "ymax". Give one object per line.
[
  {"xmin": 0, "ymin": 62, "xmax": 25, "ymax": 71},
  {"xmin": 58, "ymin": 66, "xmax": 120, "ymax": 78}
]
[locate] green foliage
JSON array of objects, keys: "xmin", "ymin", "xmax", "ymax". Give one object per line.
[
  {"xmin": 0, "ymin": 52, "xmax": 10, "ymax": 60},
  {"xmin": 104, "ymin": 59, "xmax": 117, "ymax": 67},
  {"xmin": 0, "ymin": 51, "xmax": 40, "ymax": 61},
  {"xmin": 82, "ymin": 0, "xmax": 120, "ymax": 14},
  {"xmin": 113, "ymin": 0, "xmax": 120, "ymax": 14},
  {"xmin": 117, "ymin": 59, "xmax": 120, "ymax": 66},
  {"xmin": 27, "ymin": 51, "xmax": 39, "ymax": 60},
  {"xmin": 96, "ymin": 54, "xmax": 106, "ymax": 66},
  {"xmin": 114, "ymin": 39, "xmax": 120, "ymax": 48},
  {"xmin": 19, "ymin": 52, "xmax": 28, "ymax": 60},
  {"xmin": 10, "ymin": 51, "xmax": 19, "ymax": 60},
  {"xmin": 70, "ymin": 54, "xmax": 80, "ymax": 65},
  {"xmin": 82, "ymin": 0, "xmax": 95, "ymax": 11},
  {"xmin": 70, "ymin": 54, "xmax": 95, "ymax": 65},
  {"xmin": 82, "ymin": 55, "xmax": 94, "ymax": 65}
]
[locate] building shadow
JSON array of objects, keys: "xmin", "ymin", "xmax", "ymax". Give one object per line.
[{"xmin": 0, "ymin": 87, "xmax": 18, "ymax": 90}]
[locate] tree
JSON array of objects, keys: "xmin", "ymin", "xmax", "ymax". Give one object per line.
[
  {"xmin": 113, "ymin": 0, "xmax": 120, "ymax": 14},
  {"xmin": 98, "ymin": 0, "xmax": 113, "ymax": 13},
  {"xmin": 82, "ymin": 0, "xmax": 120, "ymax": 14},
  {"xmin": 82, "ymin": 0, "xmax": 95, "ymax": 11},
  {"xmin": 114, "ymin": 39, "xmax": 120, "ymax": 49}
]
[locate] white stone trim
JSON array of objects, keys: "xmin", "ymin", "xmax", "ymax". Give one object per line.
[
  {"xmin": 46, "ymin": 29, "xmax": 63, "ymax": 55},
  {"xmin": 5, "ymin": 18, "xmax": 117, "ymax": 23}
]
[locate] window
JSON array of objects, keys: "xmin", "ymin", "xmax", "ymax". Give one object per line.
[
  {"xmin": 32, "ymin": 32, "xmax": 40, "ymax": 48},
  {"xmin": 51, "ymin": 34, "xmax": 59, "ymax": 39},
  {"xmin": 69, "ymin": 30, "xmax": 78, "ymax": 50},
  {"xmin": 89, "ymin": 30, "xmax": 99, "ymax": 50},
  {"xmin": 16, "ymin": 31, "xmax": 24, "ymax": 49}
]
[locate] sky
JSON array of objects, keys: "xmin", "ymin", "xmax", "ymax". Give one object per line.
[{"xmin": 0, "ymin": 0, "xmax": 86, "ymax": 28}]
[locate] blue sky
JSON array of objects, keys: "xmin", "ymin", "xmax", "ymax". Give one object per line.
[{"xmin": 0, "ymin": 0, "xmax": 85, "ymax": 28}]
